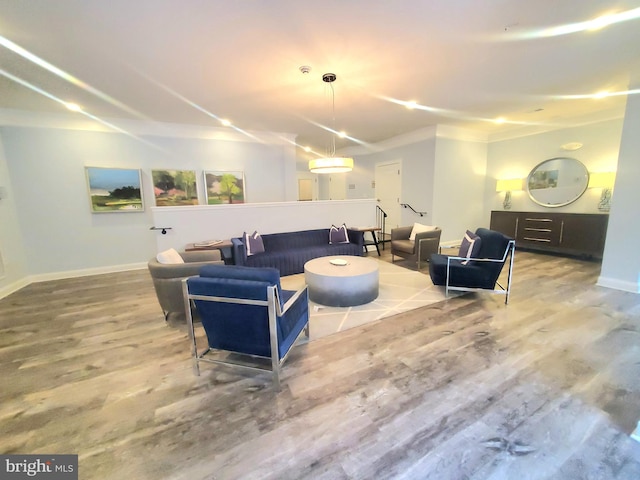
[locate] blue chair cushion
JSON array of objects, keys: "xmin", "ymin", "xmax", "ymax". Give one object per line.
[
  {"xmin": 429, "ymin": 228, "xmax": 512, "ymax": 289},
  {"xmin": 187, "ymin": 266, "xmax": 309, "ymax": 359}
]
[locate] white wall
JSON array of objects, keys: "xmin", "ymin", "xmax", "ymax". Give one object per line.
[
  {"xmin": 152, "ymin": 199, "xmax": 377, "ymax": 252},
  {"xmin": 351, "ymin": 129, "xmax": 489, "ymax": 245},
  {"xmin": 599, "ymin": 79, "xmax": 640, "ymax": 293},
  {"xmin": 486, "ymin": 119, "xmax": 624, "ymax": 215},
  {"xmin": 0, "ymin": 133, "xmax": 29, "ymax": 297},
  {"xmin": 354, "ymin": 135, "xmax": 438, "ymax": 226},
  {"xmin": 0, "ymin": 122, "xmax": 298, "ymax": 282},
  {"xmin": 433, "ymin": 136, "xmax": 488, "ymax": 243},
  {"xmin": 344, "ymin": 161, "xmax": 375, "ymax": 200}
]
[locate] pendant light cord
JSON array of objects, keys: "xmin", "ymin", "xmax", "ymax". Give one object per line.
[{"xmin": 330, "ymin": 81, "xmax": 336, "ymax": 157}]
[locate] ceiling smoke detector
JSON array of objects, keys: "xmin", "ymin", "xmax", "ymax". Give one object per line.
[{"xmin": 299, "ymin": 65, "xmax": 311, "ymax": 74}]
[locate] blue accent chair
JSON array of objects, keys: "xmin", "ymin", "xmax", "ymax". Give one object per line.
[
  {"xmin": 182, "ymin": 264, "xmax": 309, "ymax": 388},
  {"xmin": 429, "ymin": 228, "xmax": 515, "ymax": 304}
]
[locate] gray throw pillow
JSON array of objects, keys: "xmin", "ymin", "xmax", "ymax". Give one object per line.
[
  {"xmin": 329, "ymin": 224, "xmax": 350, "ymax": 244},
  {"xmin": 458, "ymin": 230, "xmax": 481, "ymax": 265},
  {"xmin": 243, "ymin": 231, "xmax": 265, "ymax": 256}
]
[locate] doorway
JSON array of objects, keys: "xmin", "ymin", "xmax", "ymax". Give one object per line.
[{"xmin": 298, "ymin": 178, "xmax": 313, "ymax": 201}]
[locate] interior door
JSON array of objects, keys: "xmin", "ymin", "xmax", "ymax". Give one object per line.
[
  {"xmin": 375, "ymin": 161, "xmax": 401, "ymax": 235},
  {"xmin": 298, "ymin": 178, "xmax": 313, "ymax": 201}
]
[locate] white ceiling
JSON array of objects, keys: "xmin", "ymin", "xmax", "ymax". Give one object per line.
[{"xmin": 1, "ymin": 0, "xmax": 639, "ymax": 154}]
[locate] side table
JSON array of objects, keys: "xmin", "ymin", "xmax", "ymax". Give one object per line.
[
  {"xmin": 350, "ymin": 226, "xmax": 382, "ymax": 256},
  {"xmin": 185, "ymin": 239, "xmax": 233, "ymax": 264}
]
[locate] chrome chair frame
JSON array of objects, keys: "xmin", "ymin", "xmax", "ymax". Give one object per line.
[
  {"xmin": 444, "ymin": 239, "xmax": 515, "ymax": 304},
  {"xmin": 183, "ymin": 279, "xmax": 309, "ymax": 388}
]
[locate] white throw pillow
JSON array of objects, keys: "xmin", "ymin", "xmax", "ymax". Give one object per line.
[
  {"xmin": 156, "ymin": 248, "xmax": 184, "ymax": 264},
  {"xmin": 409, "ymin": 223, "xmax": 437, "ymax": 241}
]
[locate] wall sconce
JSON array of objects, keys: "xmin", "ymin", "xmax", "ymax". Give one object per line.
[
  {"xmin": 496, "ymin": 178, "xmax": 523, "ymax": 210},
  {"xmin": 588, "ymin": 172, "xmax": 615, "ymax": 212}
]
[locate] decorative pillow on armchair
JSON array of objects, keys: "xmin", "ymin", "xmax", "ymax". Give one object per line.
[
  {"xmin": 156, "ymin": 248, "xmax": 184, "ymax": 264},
  {"xmin": 329, "ymin": 224, "xmax": 350, "ymax": 244},
  {"xmin": 243, "ymin": 231, "xmax": 265, "ymax": 256},
  {"xmin": 458, "ymin": 230, "xmax": 482, "ymax": 265},
  {"xmin": 409, "ymin": 223, "xmax": 438, "ymax": 241}
]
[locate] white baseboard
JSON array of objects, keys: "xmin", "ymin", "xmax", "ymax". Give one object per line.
[
  {"xmin": 0, "ymin": 277, "xmax": 31, "ymax": 300},
  {"xmin": 0, "ymin": 262, "xmax": 148, "ymax": 300},
  {"xmin": 596, "ymin": 276, "xmax": 640, "ymax": 294}
]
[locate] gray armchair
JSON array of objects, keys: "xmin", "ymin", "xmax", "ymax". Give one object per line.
[
  {"xmin": 148, "ymin": 250, "xmax": 223, "ymax": 322},
  {"xmin": 391, "ymin": 226, "xmax": 442, "ymax": 269}
]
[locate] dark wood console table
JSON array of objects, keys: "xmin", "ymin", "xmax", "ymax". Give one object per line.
[{"xmin": 490, "ymin": 211, "xmax": 609, "ymax": 259}]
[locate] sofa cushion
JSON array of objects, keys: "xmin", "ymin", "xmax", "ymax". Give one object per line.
[
  {"xmin": 459, "ymin": 230, "xmax": 482, "ymax": 265},
  {"xmin": 391, "ymin": 239, "xmax": 415, "ymax": 254},
  {"xmin": 409, "ymin": 223, "xmax": 438, "ymax": 241},
  {"xmin": 243, "ymin": 231, "xmax": 265, "ymax": 256},
  {"xmin": 156, "ymin": 248, "xmax": 184, "ymax": 264},
  {"xmin": 329, "ymin": 224, "xmax": 350, "ymax": 244}
]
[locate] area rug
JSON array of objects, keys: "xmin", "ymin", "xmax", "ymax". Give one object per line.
[{"xmin": 280, "ymin": 259, "xmax": 459, "ymax": 341}]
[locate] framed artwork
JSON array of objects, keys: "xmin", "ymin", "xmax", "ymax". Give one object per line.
[
  {"xmin": 204, "ymin": 171, "xmax": 245, "ymax": 204},
  {"xmin": 85, "ymin": 167, "xmax": 144, "ymax": 213},
  {"xmin": 152, "ymin": 169, "xmax": 198, "ymax": 206}
]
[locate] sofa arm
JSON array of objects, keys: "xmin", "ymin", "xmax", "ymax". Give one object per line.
[
  {"xmin": 180, "ymin": 250, "xmax": 222, "ymax": 263},
  {"xmin": 231, "ymin": 237, "xmax": 247, "ymax": 266},
  {"xmin": 347, "ymin": 228, "xmax": 365, "ymax": 247}
]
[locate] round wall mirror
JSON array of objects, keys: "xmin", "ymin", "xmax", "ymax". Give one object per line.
[{"xmin": 526, "ymin": 157, "xmax": 589, "ymax": 207}]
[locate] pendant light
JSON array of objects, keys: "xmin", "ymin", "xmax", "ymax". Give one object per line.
[{"xmin": 309, "ymin": 73, "xmax": 354, "ymax": 174}]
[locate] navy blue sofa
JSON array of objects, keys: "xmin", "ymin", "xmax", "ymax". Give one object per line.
[{"xmin": 231, "ymin": 228, "xmax": 364, "ymax": 276}]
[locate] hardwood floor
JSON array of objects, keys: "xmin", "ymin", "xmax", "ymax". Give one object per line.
[{"xmin": 1, "ymin": 250, "xmax": 640, "ymax": 479}]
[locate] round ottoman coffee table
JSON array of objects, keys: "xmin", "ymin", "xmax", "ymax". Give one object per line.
[{"xmin": 304, "ymin": 255, "xmax": 379, "ymax": 307}]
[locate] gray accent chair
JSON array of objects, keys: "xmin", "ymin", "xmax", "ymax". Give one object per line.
[
  {"xmin": 391, "ymin": 226, "xmax": 442, "ymax": 269},
  {"xmin": 148, "ymin": 250, "xmax": 223, "ymax": 322}
]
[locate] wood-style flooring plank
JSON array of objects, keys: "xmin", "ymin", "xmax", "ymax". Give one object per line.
[{"xmin": 1, "ymin": 252, "xmax": 640, "ymax": 479}]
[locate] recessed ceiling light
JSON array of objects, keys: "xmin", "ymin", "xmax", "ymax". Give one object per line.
[
  {"xmin": 65, "ymin": 102, "xmax": 82, "ymax": 112},
  {"xmin": 221, "ymin": 119, "xmax": 231, "ymax": 126},
  {"xmin": 405, "ymin": 101, "xmax": 417, "ymax": 110},
  {"xmin": 494, "ymin": 117, "xmax": 506, "ymax": 124},
  {"xmin": 303, "ymin": 146, "xmax": 311, "ymax": 152},
  {"xmin": 593, "ymin": 91, "xmax": 609, "ymax": 99},
  {"xmin": 561, "ymin": 142, "xmax": 583, "ymax": 151},
  {"xmin": 338, "ymin": 131, "xmax": 347, "ymax": 138}
]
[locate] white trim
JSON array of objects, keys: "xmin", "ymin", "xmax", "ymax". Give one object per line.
[
  {"xmin": 0, "ymin": 108, "xmax": 296, "ymax": 145},
  {"xmin": 340, "ymin": 124, "xmax": 489, "ymax": 157},
  {"xmin": 0, "ymin": 262, "xmax": 148, "ymax": 300},
  {"xmin": 488, "ymin": 108, "xmax": 625, "ymax": 143},
  {"xmin": 596, "ymin": 276, "xmax": 640, "ymax": 294},
  {"xmin": 0, "ymin": 278, "xmax": 31, "ymax": 301},
  {"xmin": 28, "ymin": 262, "xmax": 148, "ymax": 283},
  {"xmin": 435, "ymin": 124, "xmax": 489, "ymax": 143}
]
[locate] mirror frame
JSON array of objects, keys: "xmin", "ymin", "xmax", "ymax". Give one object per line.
[{"xmin": 526, "ymin": 157, "xmax": 589, "ymax": 208}]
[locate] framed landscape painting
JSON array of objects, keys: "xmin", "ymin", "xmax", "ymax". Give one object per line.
[
  {"xmin": 85, "ymin": 167, "xmax": 144, "ymax": 213},
  {"xmin": 204, "ymin": 171, "xmax": 245, "ymax": 204},
  {"xmin": 152, "ymin": 169, "xmax": 198, "ymax": 206}
]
